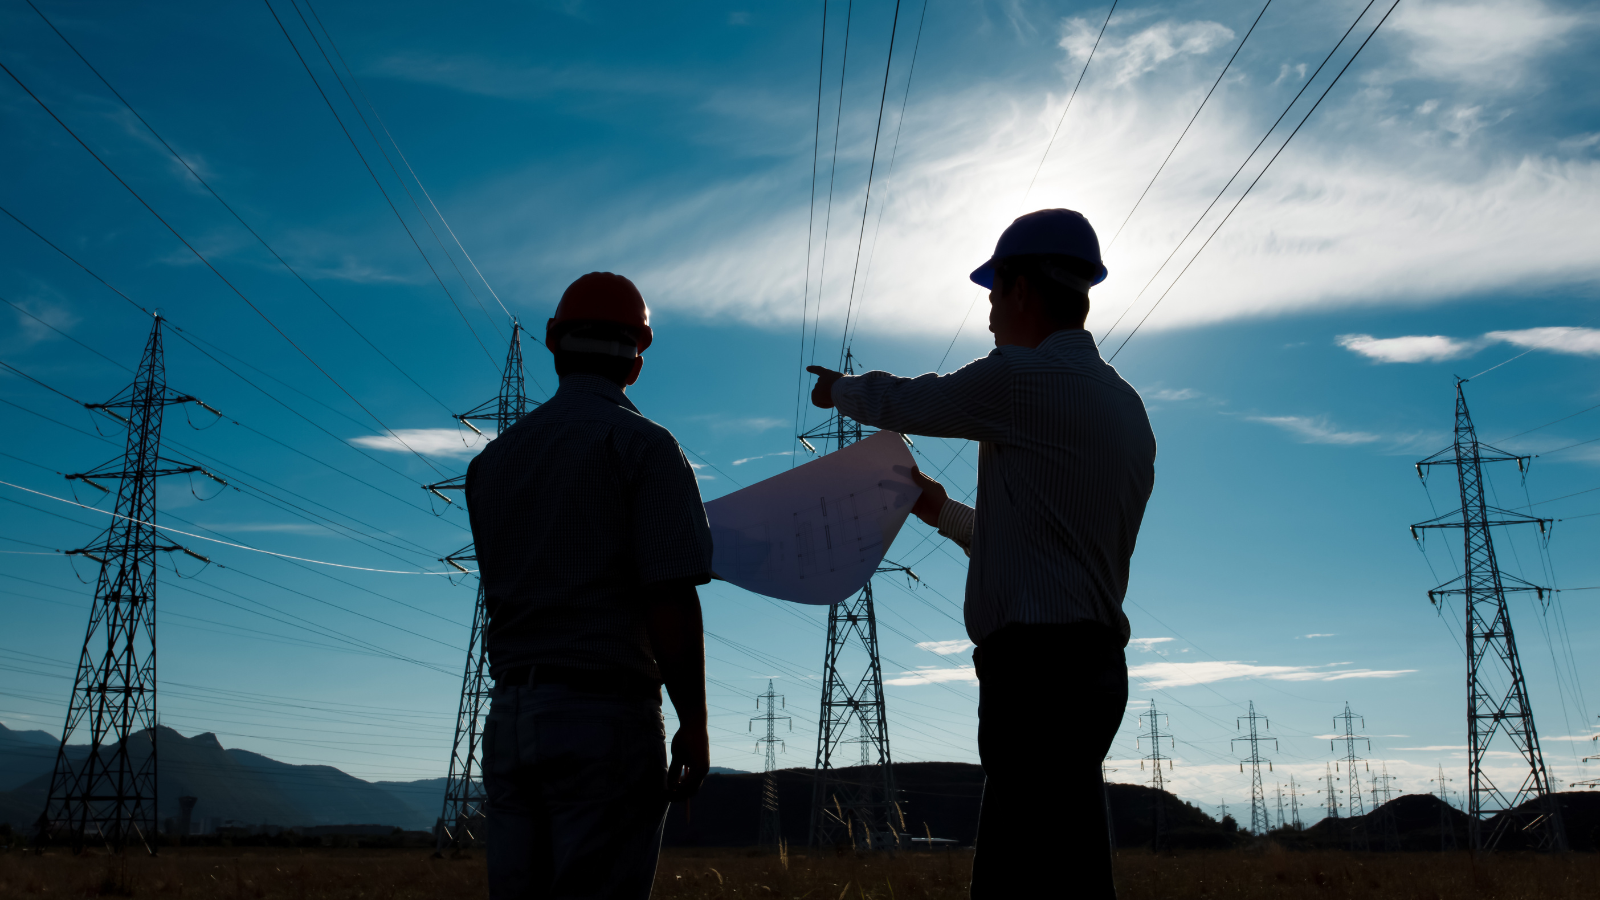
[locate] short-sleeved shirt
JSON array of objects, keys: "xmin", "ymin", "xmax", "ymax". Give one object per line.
[
  {"xmin": 831, "ymin": 329, "xmax": 1155, "ymax": 645},
  {"xmin": 466, "ymin": 374, "xmax": 714, "ymax": 682}
]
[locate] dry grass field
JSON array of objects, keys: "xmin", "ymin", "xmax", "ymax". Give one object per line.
[{"xmin": 0, "ymin": 846, "xmax": 1596, "ymax": 899}]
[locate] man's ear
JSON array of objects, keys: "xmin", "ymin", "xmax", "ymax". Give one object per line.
[{"xmin": 625, "ymin": 356, "xmax": 644, "ymax": 386}]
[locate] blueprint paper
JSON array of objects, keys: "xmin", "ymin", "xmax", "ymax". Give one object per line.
[{"xmin": 705, "ymin": 430, "xmax": 920, "ymax": 605}]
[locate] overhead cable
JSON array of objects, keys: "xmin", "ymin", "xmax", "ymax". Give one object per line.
[
  {"xmin": 836, "ymin": 0, "xmax": 905, "ymax": 362},
  {"xmin": 1097, "ymin": 0, "xmax": 1378, "ymax": 348},
  {"xmin": 260, "ymin": 0, "xmax": 501, "ymax": 368},
  {"xmin": 1104, "ymin": 0, "xmax": 1274, "ymax": 249},
  {"xmin": 1021, "ymin": 0, "xmax": 1119, "ymax": 205},
  {"xmin": 24, "ymin": 0, "xmax": 458, "ymax": 417},
  {"xmin": 1106, "ymin": 0, "xmax": 1404, "ymax": 363},
  {"xmin": 0, "ymin": 62, "xmax": 452, "ymax": 478},
  {"xmin": 0, "ymin": 480, "xmax": 471, "ymax": 575}
]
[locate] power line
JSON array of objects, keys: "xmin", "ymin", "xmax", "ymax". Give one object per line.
[
  {"xmin": 0, "ymin": 62, "xmax": 451, "ymax": 478},
  {"xmin": 792, "ymin": 0, "xmax": 834, "ymax": 466},
  {"xmin": 836, "ymin": 0, "xmax": 904, "ymax": 362},
  {"xmin": 1105, "ymin": 0, "xmax": 1274, "ymax": 248},
  {"xmin": 0, "ymin": 479, "xmax": 469, "ymax": 575},
  {"xmin": 1022, "ymin": 0, "xmax": 1119, "ymax": 205},
  {"xmin": 259, "ymin": 0, "xmax": 501, "ymax": 369},
  {"xmin": 1105, "ymin": 0, "xmax": 1400, "ymax": 362},
  {"xmin": 23, "ymin": 0, "xmax": 459, "ymax": 418}
]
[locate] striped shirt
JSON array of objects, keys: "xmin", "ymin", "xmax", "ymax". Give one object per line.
[
  {"xmin": 831, "ymin": 329, "xmax": 1155, "ymax": 644},
  {"xmin": 466, "ymin": 374, "xmax": 714, "ymax": 681}
]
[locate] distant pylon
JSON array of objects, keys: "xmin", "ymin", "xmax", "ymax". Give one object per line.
[
  {"xmin": 38, "ymin": 314, "xmax": 219, "ymax": 851},
  {"xmin": 1231, "ymin": 702, "xmax": 1275, "ymax": 834},
  {"xmin": 803, "ymin": 349, "xmax": 900, "ymax": 850},
  {"xmin": 1371, "ymin": 762, "xmax": 1401, "ymax": 851},
  {"xmin": 1288, "ymin": 773, "xmax": 1304, "ymax": 830},
  {"xmin": 751, "ymin": 680, "xmax": 790, "ymax": 848},
  {"xmin": 1412, "ymin": 379, "xmax": 1567, "ymax": 852},
  {"xmin": 1431, "ymin": 764, "xmax": 1458, "ymax": 851},
  {"xmin": 1322, "ymin": 762, "xmax": 1340, "ymax": 820},
  {"xmin": 1331, "ymin": 702, "xmax": 1370, "ymax": 850},
  {"xmin": 1137, "ymin": 700, "xmax": 1173, "ymax": 851},
  {"xmin": 427, "ymin": 322, "xmax": 535, "ymax": 853},
  {"xmin": 1576, "ymin": 716, "xmax": 1598, "ymax": 789}
]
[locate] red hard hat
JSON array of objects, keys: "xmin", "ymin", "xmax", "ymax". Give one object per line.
[{"xmin": 546, "ymin": 272, "xmax": 653, "ymax": 354}]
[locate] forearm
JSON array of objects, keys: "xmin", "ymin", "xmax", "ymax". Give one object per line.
[
  {"xmin": 645, "ymin": 582, "xmax": 707, "ymax": 724},
  {"xmin": 831, "ymin": 362, "xmax": 1010, "ymax": 442},
  {"xmin": 937, "ymin": 499, "xmax": 975, "ymax": 554}
]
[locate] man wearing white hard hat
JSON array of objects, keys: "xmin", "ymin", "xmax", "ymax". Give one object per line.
[{"xmin": 809, "ymin": 209, "xmax": 1156, "ymax": 898}]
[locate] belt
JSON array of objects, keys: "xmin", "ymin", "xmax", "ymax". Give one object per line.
[{"xmin": 497, "ymin": 664, "xmax": 660, "ymax": 701}]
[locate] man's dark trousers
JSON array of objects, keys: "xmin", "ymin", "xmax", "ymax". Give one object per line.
[{"xmin": 970, "ymin": 623, "xmax": 1128, "ymax": 899}]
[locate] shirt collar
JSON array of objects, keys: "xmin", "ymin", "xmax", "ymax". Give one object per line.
[
  {"xmin": 1038, "ymin": 329, "xmax": 1098, "ymax": 356},
  {"xmin": 556, "ymin": 374, "xmax": 641, "ymax": 415}
]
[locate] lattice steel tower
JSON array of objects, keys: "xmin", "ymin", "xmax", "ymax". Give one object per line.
[
  {"xmin": 1331, "ymin": 702, "xmax": 1370, "ymax": 850},
  {"xmin": 1412, "ymin": 379, "xmax": 1566, "ymax": 851},
  {"xmin": 38, "ymin": 315, "xmax": 216, "ymax": 850},
  {"xmin": 803, "ymin": 349, "xmax": 900, "ymax": 849},
  {"xmin": 427, "ymin": 322, "xmax": 534, "ymax": 852},
  {"xmin": 1137, "ymin": 700, "xmax": 1173, "ymax": 850},
  {"xmin": 1232, "ymin": 702, "xmax": 1275, "ymax": 834},
  {"xmin": 751, "ymin": 680, "xmax": 791, "ymax": 848}
]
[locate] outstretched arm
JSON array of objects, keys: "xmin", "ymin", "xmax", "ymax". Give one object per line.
[
  {"xmin": 806, "ymin": 356, "xmax": 1011, "ymax": 443},
  {"xmin": 645, "ymin": 581, "xmax": 708, "ymax": 802}
]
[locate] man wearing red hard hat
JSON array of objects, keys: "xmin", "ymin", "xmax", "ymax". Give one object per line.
[
  {"xmin": 809, "ymin": 210, "xmax": 1156, "ymax": 899},
  {"xmin": 467, "ymin": 272, "xmax": 713, "ymax": 899}
]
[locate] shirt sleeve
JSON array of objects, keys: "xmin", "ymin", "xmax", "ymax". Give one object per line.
[
  {"xmin": 936, "ymin": 499, "xmax": 975, "ymax": 557},
  {"xmin": 628, "ymin": 433, "xmax": 715, "ymax": 588},
  {"xmin": 830, "ymin": 352, "xmax": 1012, "ymax": 443}
]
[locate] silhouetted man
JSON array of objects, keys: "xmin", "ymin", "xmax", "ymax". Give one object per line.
[
  {"xmin": 469, "ymin": 272, "xmax": 713, "ymax": 899},
  {"xmin": 809, "ymin": 210, "xmax": 1155, "ymax": 899}
]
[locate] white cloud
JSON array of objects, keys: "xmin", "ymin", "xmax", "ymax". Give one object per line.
[
  {"xmin": 1060, "ymin": 16, "xmax": 1234, "ymax": 85},
  {"xmin": 1128, "ymin": 637, "xmax": 1174, "ymax": 652},
  {"xmin": 1148, "ymin": 388, "xmax": 1200, "ymax": 402},
  {"xmin": 1246, "ymin": 415, "xmax": 1382, "ymax": 445},
  {"xmin": 1484, "ymin": 326, "xmax": 1600, "ymax": 357},
  {"xmin": 193, "ymin": 522, "xmax": 326, "ymax": 536},
  {"xmin": 1338, "ymin": 327, "xmax": 1600, "ymax": 365},
  {"xmin": 1389, "ymin": 0, "xmax": 1590, "ymax": 88},
  {"xmin": 1129, "ymin": 660, "xmax": 1417, "ymax": 689},
  {"xmin": 916, "ymin": 639, "xmax": 974, "ymax": 656},
  {"xmin": 689, "ymin": 414, "xmax": 789, "ymax": 436},
  {"xmin": 1337, "ymin": 333, "xmax": 1483, "ymax": 363},
  {"xmin": 1300, "ymin": 633, "xmax": 1337, "ymax": 639},
  {"xmin": 884, "ymin": 665, "xmax": 978, "ymax": 686},
  {"xmin": 350, "ymin": 428, "xmax": 493, "ymax": 459}
]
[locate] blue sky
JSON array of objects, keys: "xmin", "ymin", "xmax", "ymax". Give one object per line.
[{"xmin": 2, "ymin": 0, "xmax": 1597, "ymax": 825}]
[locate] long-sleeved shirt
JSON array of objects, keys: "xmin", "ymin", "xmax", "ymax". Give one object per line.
[{"xmin": 831, "ymin": 329, "xmax": 1155, "ymax": 644}]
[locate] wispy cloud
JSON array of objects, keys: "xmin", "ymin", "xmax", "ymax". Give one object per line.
[
  {"xmin": 350, "ymin": 428, "xmax": 492, "ymax": 459},
  {"xmin": 192, "ymin": 522, "xmax": 326, "ymax": 536},
  {"xmin": 1392, "ymin": 745, "xmax": 1468, "ymax": 752},
  {"xmin": 1128, "ymin": 660, "xmax": 1417, "ymax": 689},
  {"xmin": 1246, "ymin": 416, "xmax": 1382, "ymax": 445},
  {"xmin": 884, "ymin": 665, "xmax": 978, "ymax": 686},
  {"xmin": 689, "ymin": 414, "xmax": 788, "ymax": 436},
  {"xmin": 1339, "ymin": 327, "xmax": 1600, "ymax": 364},
  {"xmin": 1148, "ymin": 388, "xmax": 1201, "ymax": 402},
  {"xmin": 1128, "ymin": 637, "xmax": 1174, "ymax": 652},
  {"xmin": 1337, "ymin": 333, "xmax": 1484, "ymax": 363},
  {"xmin": 1299, "ymin": 633, "xmax": 1337, "ymax": 639},
  {"xmin": 916, "ymin": 639, "xmax": 974, "ymax": 656}
]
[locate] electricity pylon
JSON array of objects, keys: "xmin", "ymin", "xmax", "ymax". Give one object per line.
[
  {"xmin": 803, "ymin": 349, "xmax": 900, "ymax": 849},
  {"xmin": 1412, "ymin": 379, "xmax": 1567, "ymax": 852},
  {"xmin": 1370, "ymin": 762, "xmax": 1401, "ymax": 851},
  {"xmin": 1322, "ymin": 762, "xmax": 1340, "ymax": 820},
  {"xmin": 38, "ymin": 314, "xmax": 219, "ymax": 851},
  {"xmin": 1287, "ymin": 773, "xmax": 1303, "ymax": 830},
  {"xmin": 751, "ymin": 680, "xmax": 791, "ymax": 848},
  {"xmin": 1231, "ymin": 702, "xmax": 1275, "ymax": 834},
  {"xmin": 1577, "ymin": 717, "xmax": 1598, "ymax": 789},
  {"xmin": 426, "ymin": 322, "xmax": 535, "ymax": 853},
  {"xmin": 1432, "ymin": 764, "xmax": 1459, "ymax": 851},
  {"xmin": 1275, "ymin": 783, "xmax": 1286, "ymax": 830},
  {"xmin": 1137, "ymin": 700, "xmax": 1173, "ymax": 850},
  {"xmin": 1331, "ymin": 703, "xmax": 1370, "ymax": 850}
]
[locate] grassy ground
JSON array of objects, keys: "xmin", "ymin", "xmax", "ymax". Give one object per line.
[{"xmin": 1, "ymin": 846, "xmax": 1596, "ymax": 898}]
